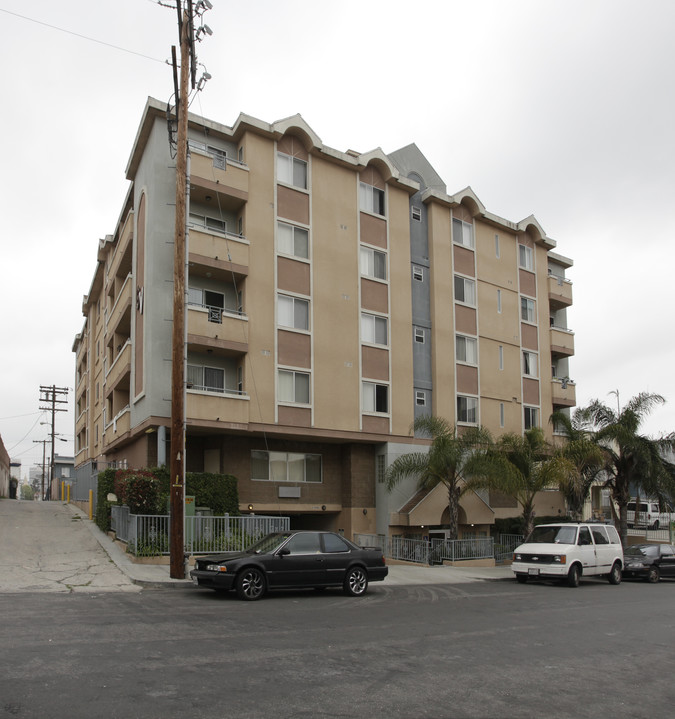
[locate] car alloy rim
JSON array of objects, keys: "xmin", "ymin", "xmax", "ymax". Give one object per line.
[
  {"xmin": 242, "ymin": 570, "xmax": 263, "ymax": 598},
  {"xmin": 350, "ymin": 569, "xmax": 366, "ymax": 594}
]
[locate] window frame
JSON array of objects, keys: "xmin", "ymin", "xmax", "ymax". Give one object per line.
[
  {"xmin": 251, "ymin": 450, "xmax": 322, "ymax": 483},
  {"xmin": 456, "ymin": 334, "xmax": 477, "ymax": 365},
  {"xmin": 411, "ymin": 206, "xmax": 422, "ymax": 221},
  {"xmin": 362, "ymin": 381, "xmax": 389, "ymax": 414},
  {"xmin": 277, "ymin": 369, "xmax": 311, "ymax": 404},
  {"xmin": 519, "ymin": 244, "xmax": 534, "ymax": 271},
  {"xmin": 277, "ymin": 221, "xmax": 309, "ymax": 260},
  {"xmin": 522, "ymin": 350, "xmax": 539, "ymax": 378},
  {"xmin": 521, "ymin": 297, "xmax": 536, "ymax": 323},
  {"xmin": 361, "ymin": 312, "xmax": 388, "ymax": 346},
  {"xmin": 524, "ymin": 406, "xmax": 539, "ymax": 429},
  {"xmin": 359, "ymin": 182, "xmax": 385, "ymax": 216},
  {"xmin": 413, "ymin": 265, "xmax": 424, "ymax": 282},
  {"xmin": 360, "ymin": 246, "xmax": 387, "ymax": 281},
  {"xmin": 277, "ymin": 151, "xmax": 308, "ymax": 190},
  {"xmin": 454, "ymin": 275, "xmax": 476, "ymax": 306},
  {"xmin": 277, "ymin": 293, "xmax": 310, "ymax": 331},
  {"xmin": 452, "ymin": 218, "xmax": 474, "ymax": 249},
  {"xmin": 457, "ymin": 395, "xmax": 478, "ymax": 424}
]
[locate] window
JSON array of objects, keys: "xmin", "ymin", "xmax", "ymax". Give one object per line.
[
  {"xmin": 359, "ymin": 182, "xmax": 385, "ymax": 216},
  {"xmin": 499, "ymin": 402, "xmax": 505, "ymax": 428},
  {"xmin": 277, "ymin": 221, "xmax": 309, "ymax": 259},
  {"xmin": 456, "ymin": 335, "xmax": 477, "ymax": 364},
  {"xmin": 277, "ymin": 152, "xmax": 307, "ymax": 189},
  {"xmin": 414, "ymin": 328, "xmax": 425, "ymax": 344},
  {"xmin": 362, "ymin": 382, "xmax": 389, "ymax": 413},
  {"xmin": 497, "ymin": 289, "xmax": 502, "ymax": 314},
  {"xmin": 524, "ymin": 406, "xmax": 539, "ymax": 429},
  {"xmin": 454, "ymin": 275, "xmax": 476, "ymax": 306},
  {"xmin": 519, "ymin": 244, "xmax": 534, "ymax": 271},
  {"xmin": 323, "ymin": 533, "xmax": 350, "ymax": 553},
  {"xmin": 376, "ymin": 455, "xmax": 386, "ymax": 483},
  {"xmin": 413, "ymin": 265, "xmax": 424, "ymax": 282},
  {"xmin": 360, "ymin": 247, "xmax": 387, "ymax": 280},
  {"xmin": 452, "ymin": 218, "xmax": 474, "ymax": 248},
  {"xmin": 188, "ymin": 287, "xmax": 225, "ymax": 322},
  {"xmin": 495, "ymin": 234, "xmax": 500, "ymax": 258},
  {"xmin": 416, "ymin": 391, "xmax": 427, "ymax": 406},
  {"xmin": 457, "ymin": 396, "xmax": 478, "ymax": 424},
  {"xmin": 251, "ymin": 450, "xmax": 321, "ymax": 483},
  {"xmin": 187, "ymin": 365, "xmax": 225, "ymax": 393},
  {"xmin": 412, "ymin": 206, "xmax": 422, "ymax": 221},
  {"xmin": 523, "ymin": 351, "xmax": 538, "ymax": 378},
  {"xmin": 361, "ymin": 313, "xmax": 388, "ymax": 345},
  {"xmin": 189, "ymin": 213, "xmax": 227, "ymax": 234},
  {"xmin": 499, "ymin": 345, "xmax": 504, "ymax": 371},
  {"xmin": 278, "ymin": 370, "xmax": 310, "ymax": 404},
  {"xmin": 278, "ymin": 294, "xmax": 309, "ymax": 330},
  {"xmin": 521, "ymin": 297, "xmax": 536, "ymax": 323},
  {"xmin": 285, "ymin": 534, "xmax": 321, "ymax": 554},
  {"xmin": 237, "ymin": 366, "xmax": 243, "ymax": 394}
]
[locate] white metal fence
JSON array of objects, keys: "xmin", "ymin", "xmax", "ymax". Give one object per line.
[{"xmin": 110, "ymin": 506, "xmax": 290, "ymax": 556}]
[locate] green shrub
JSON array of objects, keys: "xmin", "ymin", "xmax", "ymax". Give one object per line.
[
  {"xmin": 186, "ymin": 472, "xmax": 239, "ymax": 515},
  {"xmin": 95, "ymin": 468, "xmax": 117, "ymax": 532}
]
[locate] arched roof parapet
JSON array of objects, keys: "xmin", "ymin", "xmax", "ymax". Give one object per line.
[
  {"xmin": 517, "ymin": 215, "xmax": 556, "ymax": 248},
  {"xmin": 451, "ymin": 186, "xmax": 486, "ymax": 217},
  {"xmin": 271, "ymin": 114, "xmax": 322, "ymax": 152},
  {"xmin": 358, "ymin": 148, "xmax": 400, "ymax": 184}
]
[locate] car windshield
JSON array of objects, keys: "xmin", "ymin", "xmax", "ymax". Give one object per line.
[
  {"xmin": 526, "ymin": 525, "xmax": 577, "ymax": 544},
  {"xmin": 624, "ymin": 545, "xmax": 659, "ymax": 558},
  {"xmin": 244, "ymin": 532, "xmax": 293, "ymax": 554}
]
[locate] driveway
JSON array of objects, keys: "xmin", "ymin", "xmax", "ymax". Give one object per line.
[{"xmin": 0, "ymin": 500, "xmax": 141, "ymax": 593}]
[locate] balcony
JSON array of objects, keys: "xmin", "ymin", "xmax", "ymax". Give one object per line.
[
  {"xmin": 187, "ymin": 305, "xmax": 248, "ymax": 355},
  {"xmin": 187, "ymin": 391, "xmax": 250, "ymax": 427},
  {"xmin": 550, "ymin": 326, "xmax": 575, "ymax": 357},
  {"xmin": 189, "ymin": 226, "xmax": 249, "ymax": 268},
  {"xmin": 107, "ymin": 211, "xmax": 134, "ymax": 287},
  {"xmin": 104, "ymin": 407, "xmax": 131, "ymax": 446},
  {"xmin": 108, "ymin": 274, "xmax": 132, "ymax": 335},
  {"xmin": 106, "ymin": 342, "xmax": 132, "ymax": 393},
  {"xmin": 548, "ymin": 274, "xmax": 573, "ymax": 308},
  {"xmin": 551, "ymin": 378, "xmax": 576, "ymax": 407},
  {"xmin": 190, "ymin": 152, "xmax": 249, "ymax": 212},
  {"xmin": 75, "ymin": 408, "xmax": 88, "ymax": 435}
]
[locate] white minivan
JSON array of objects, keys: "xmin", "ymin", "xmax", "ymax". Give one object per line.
[{"xmin": 512, "ymin": 523, "xmax": 623, "ymax": 587}]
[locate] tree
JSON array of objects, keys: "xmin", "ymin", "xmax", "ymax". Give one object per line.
[
  {"xmin": 382, "ymin": 416, "xmax": 491, "ymax": 540},
  {"xmin": 576, "ymin": 392, "xmax": 675, "ymax": 545},
  {"xmin": 464, "ymin": 427, "xmax": 576, "ymax": 538},
  {"xmin": 550, "ymin": 410, "xmax": 605, "ymax": 519}
]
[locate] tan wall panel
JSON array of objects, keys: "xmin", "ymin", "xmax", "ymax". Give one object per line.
[
  {"xmin": 478, "ymin": 340, "xmax": 520, "ymax": 402},
  {"xmin": 454, "ymin": 204, "xmax": 473, "ymax": 223},
  {"xmin": 361, "ymin": 345, "xmax": 389, "ymax": 381},
  {"xmin": 278, "ymin": 405, "xmax": 311, "ymax": 427},
  {"xmin": 277, "ymin": 185, "xmax": 309, "ymax": 224},
  {"xmin": 360, "ymin": 212, "xmax": 387, "ymax": 249},
  {"xmin": 134, "ymin": 193, "xmax": 145, "ymax": 398},
  {"xmin": 277, "ymin": 135, "xmax": 308, "ymax": 160},
  {"xmin": 519, "ymin": 269, "xmax": 536, "ymax": 297},
  {"xmin": 457, "ymin": 364, "xmax": 478, "ymax": 394},
  {"xmin": 362, "ymin": 415, "xmax": 389, "ymax": 434},
  {"xmin": 453, "ymin": 245, "xmax": 475, "ymax": 277},
  {"xmin": 243, "ymin": 132, "xmax": 277, "ymax": 424},
  {"xmin": 475, "ymin": 222, "xmax": 518, "ymax": 288},
  {"xmin": 521, "ymin": 323, "xmax": 538, "ymax": 350},
  {"xmin": 455, "ymin": 305, "xmax": 477, "ymax": 335},
  {"xmin": 477, "ymin": 283, "xmax": 520, "ymax": 342},
  {"xmin": 309, "ymin": 156, "xmax": 361, "ymax": 431},
  {"xmin": 360, "ymin": 165, "xmax": 385, "ymax": 190},
  {"xmin": 277, "ymin": 256, "xmax": 310, "ymax": 295},
  {"xmin": 523, "ymin": 377, "xmax": 540, "ymax": 405},
  {"xmin": 428, "ymin": 202, "xmax": 454, "ymax": 417},
  {"xmin": 277, "ymin": 329, "xmax": 311, "ymax": 368},
  {"xmin": 361, "ymin": 278, "xmax": 388, "ymax": 313}
]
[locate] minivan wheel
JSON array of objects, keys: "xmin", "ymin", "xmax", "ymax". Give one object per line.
[
  {"xmin": 608, "ymin": 561, "xmax": 622, "ymax": 585},
  {"xmin": 567, "ymin": 564, "xmax": 580, "ymax": 588}
]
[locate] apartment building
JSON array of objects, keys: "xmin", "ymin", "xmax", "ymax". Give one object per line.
[{"xmin": 73, "ymin": 98, "xmax": 575, "ymax": 540}]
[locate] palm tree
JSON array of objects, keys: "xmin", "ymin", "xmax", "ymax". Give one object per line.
[
  {"xmin": 382, "ymin": 416, "xmax": 491, "ymax": 540},
  {"xmin": 576, "ymin": 392, "xmax": 675, "ymax": 545},
  {"xmin": 550, "ymin": 409, "xmax": 605, "ymax": 519},
  {"xmin": 464, "ymin": 427, "xmax": 576, "ymax": 538}
]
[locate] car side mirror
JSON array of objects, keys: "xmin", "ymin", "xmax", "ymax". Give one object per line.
[{"xmin": 277, "ymin": 548, "xmax": 291, "ymax": 557}]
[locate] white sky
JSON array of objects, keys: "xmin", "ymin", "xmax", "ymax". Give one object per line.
[{"xmin": 1, "ymin": 0, "xmax": 674, "ymax": 478}]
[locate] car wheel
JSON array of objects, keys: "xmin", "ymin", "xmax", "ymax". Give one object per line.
[
  {"xmin": 646, "ymin": 566, "xmax": 660, "ymax": 583},
  {"xmin": 567, "ymin": 564, "xmax": 580, "ymax": 588},
  {"xmin": 608, "ymin": 561, "xmax": 622, "ymax": 585},
  {"xmin": 343, "ymin": 566, "xmax": 368, "ymax": 596},
  {"xmin": 516, "ymin": 574, "xmax": 528, "ymax": 584},
  {"xmin": 236, "ymin": 567, "xmax": 266, "ymax": 601}
]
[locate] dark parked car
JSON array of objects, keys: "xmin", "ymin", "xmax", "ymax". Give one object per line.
[
  {"xmin": 190, "ymin": 531, "xmax": 388, "ymax": 600},
  {"xmin": 622, "ymin": 544, "xmax": 675, "ymax": 583}
]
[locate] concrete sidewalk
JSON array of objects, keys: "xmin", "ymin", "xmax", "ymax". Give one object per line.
[{"xmin": 67, "ymin": 503, "xmax": 514, "ymax": 588}]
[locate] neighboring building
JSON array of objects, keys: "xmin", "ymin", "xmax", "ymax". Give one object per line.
[
  {"xmin": 53, "ymin": 455, "xmax": 75, "ymax": 492},
  {"xmin": 0, "ymin": 434, "xmax": 10, "ymax": 498},
  {"xmin": 73, "ymin": 98, "xmax": 575, "ymax": 539}
]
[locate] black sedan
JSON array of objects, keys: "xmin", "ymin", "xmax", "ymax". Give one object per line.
[
  {"xmin": 190, "ymin": 531, "xmax": 388, "ymax": 600},
  {"xmin": 622, "ymin": 544, "xmax": 675, "ymax": 583}
]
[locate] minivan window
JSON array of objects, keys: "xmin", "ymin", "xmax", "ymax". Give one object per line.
[
  {"xmin": 590, "ymin": 526, "xmax": 609, "ymax": 545},
  {"xmin": 578, "ymin": 527, "xmax": 592, "ymax": 545},
  {"xmin": 527, "ymin": 525, "xmax": 577, "ymax": 544}
]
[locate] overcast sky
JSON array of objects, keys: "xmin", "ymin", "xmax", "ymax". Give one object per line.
[{"xmin": 1, "ymin": 0, "xmax": 673, "ymax": 478}]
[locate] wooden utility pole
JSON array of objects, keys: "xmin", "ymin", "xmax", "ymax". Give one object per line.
[
  {"xmin": 169, "ymin": 8, "xmax": 190, "ymax": 579},
  {"xmin": 39, "ymin": 385, "xmax": 68, "ymax": 501},
  {"xmin": 32, "ymin": 439, "xmax": 49, "ymax": 502}
]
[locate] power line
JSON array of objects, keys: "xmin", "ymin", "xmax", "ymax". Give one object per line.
[{"xmin": 0, "ymin": 8, "xmax": 166, "ymax": 64}]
